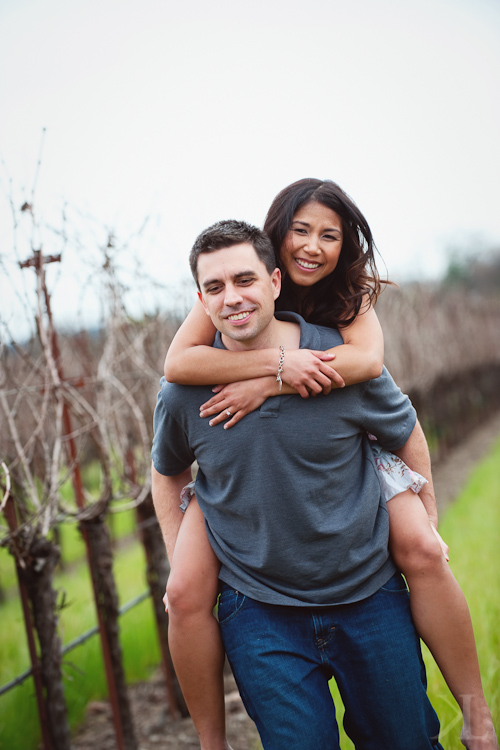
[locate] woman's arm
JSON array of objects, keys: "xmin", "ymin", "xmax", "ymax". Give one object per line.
[
  {"xmin": 164, "ymin": 298, "xmax": 340, "ymax": 392},
  {"xmin": 198, "ymin": 300, "xmax": 385, "ymax": 428},
  {"xmin": 165, "ymin": 296, "xmax": 383, "ymax": 396},
  {"xmin": 332, "ymin": 300, "xmax": 384, "ymax": 385}
]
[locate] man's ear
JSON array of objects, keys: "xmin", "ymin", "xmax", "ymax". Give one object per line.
[
  {"xmin": 197, "ymin": 290, "xmax": 211, "ymax": 315},
  {"xmin": 271, "ymin": 268, "xmax": 281, "ymax": 301}
]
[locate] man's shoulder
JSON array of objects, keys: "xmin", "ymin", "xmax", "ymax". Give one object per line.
[
  {"xmin": 275, "ymin": 312, "xmax": 344, "ymax": 349},
  {"xmin": 311, "ymin": 322, "xmax": 344, "ymax": 349},
  {"xmin": 157, "ymin": 377, "xmax": 208, "ymax": 412}
]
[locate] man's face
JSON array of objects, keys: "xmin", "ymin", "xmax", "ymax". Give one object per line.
[{"xmin": 197, "ymin": 243, "xmax": 281, "ymax": 349}]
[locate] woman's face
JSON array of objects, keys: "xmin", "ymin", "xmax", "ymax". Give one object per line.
[{"xmin": 281, "ymin": 201, "xmax": 343, "ymax": 287}]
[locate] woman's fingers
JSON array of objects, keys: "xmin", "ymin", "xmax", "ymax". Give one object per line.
[
  {"xmin": 300, "ymin": 366, "xmax": 342, "ymax": 394},
  {"xmin": 200, "ymin": 379, "xmax": 269, "ymax": 422},
  {"xmin": 282, "ymin": 349, "xmax": 344, "ymax": 392},
  {"xmin": 200, "ymin": 393, "xmax": 226, "ymax": 415},
  {"xmin": 208, "ymin": 409, "xmax": 242, "ymax": 429},
  {"xmin": 430, "ymin": 523, "xmax": 450, "ymax": 562},
  {"xmin": 199, "ymin": 392, "xmax": 243, "ymax": 424},
  {"xmin": 310, "ymin": 350, "xmax": 336, "ymax": 361},
  {"xmin": 208, "ymin": 408, "xmax": 231, "ymax": 426},
  {"xmin": 324, "ymin": 365, "xmax": 344, "ymax": 389}
]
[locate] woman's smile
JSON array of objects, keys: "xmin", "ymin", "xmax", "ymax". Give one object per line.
[
  {"xmin": 294, "ymin": 258, "xmax": 322, "ymax": 271},
  {"xmin": 282, "ymin": 201, "xmax": 343, "ymax": 286}
]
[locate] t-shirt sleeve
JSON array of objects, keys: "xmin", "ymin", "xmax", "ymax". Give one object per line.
[
  {"xmin": 359, "ymin": 367, "xmax": 417, "ymax": 451},
  {"xmin": 151, "ymin": 380, "xmax": 195, "ymax": 476}
]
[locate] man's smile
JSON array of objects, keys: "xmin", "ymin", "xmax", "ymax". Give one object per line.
[{"xmin": 225, "ymin": 310, "xmax": 254, "ymax": 324}]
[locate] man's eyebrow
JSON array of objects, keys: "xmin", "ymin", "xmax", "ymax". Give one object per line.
[
  {"xmin": 201, "ymin": 269, "xmax": 257, "ymax": 289},
  {"xmin": 201, "ymin": 276, "xmax": 221, "ymax": 289},
  {"xmin": 233, "ymin": 270, "xmax": 257, "ymax": 279}
]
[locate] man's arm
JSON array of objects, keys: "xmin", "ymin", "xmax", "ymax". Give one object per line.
[
  {"xmin": 151, "ymin": 463, "xmax": 193, "ymax": 563},
  {"xmin": 392, "ymin": 419, "xmax": 438, "ymax": 528}
]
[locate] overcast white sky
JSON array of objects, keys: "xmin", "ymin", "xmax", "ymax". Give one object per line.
[{"xmin": 1, "ymin": 0, "xmax": 499, "ymax": 337}]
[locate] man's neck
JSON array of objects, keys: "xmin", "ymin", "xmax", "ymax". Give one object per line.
[{"xmin": 221, "ymin": 316, "xmax": 301, "ymax": 352}]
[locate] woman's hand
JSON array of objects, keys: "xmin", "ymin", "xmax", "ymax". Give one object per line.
[
  {"xmin": 430, "ymin": 521, "xmax": 450, "ymax": 562},
  {"xmin": 199, "ymin": 378, "xmax": 275, "ymax": 429},
  {"xmin": 281, "ymin": 349, "xmax": 344, "ymax": 397}
]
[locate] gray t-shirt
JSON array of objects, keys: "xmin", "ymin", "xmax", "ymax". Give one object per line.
[{"xmin": 152, "ymin": 312, "xmax": 416, "ymax": 607}]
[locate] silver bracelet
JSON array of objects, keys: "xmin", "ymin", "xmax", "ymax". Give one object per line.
[{"xmin": 276, "ymin": 346, "xmax": 285, "ymax": 391}]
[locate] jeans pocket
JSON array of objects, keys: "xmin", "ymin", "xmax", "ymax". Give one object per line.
[
  {"xmin": 217, "ymin": 586, "xmax": 247, "ymax": 625},
  {"xmin": 380, "ymin": 572, "xmax": 409, "ymax": 593}
]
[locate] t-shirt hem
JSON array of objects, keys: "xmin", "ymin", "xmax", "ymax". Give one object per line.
[{"xmin": 218, "ymin": 559, "xmax": 397, "ymax": 608}]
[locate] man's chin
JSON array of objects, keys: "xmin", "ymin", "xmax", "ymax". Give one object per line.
[{"xmin": 220, "ymin": 325, "xmax": 257, "ymax": 347}]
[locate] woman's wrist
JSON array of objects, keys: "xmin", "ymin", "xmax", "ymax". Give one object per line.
[
  {"xmin": 261, "ymin": 348, "xmax": 285, "ymax": 377},
  {"xmin": 262, "ymin": 374, "xmax": 296, "ymax": 397}
]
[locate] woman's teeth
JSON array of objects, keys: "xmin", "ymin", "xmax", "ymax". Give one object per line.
[{"xmin": 296, "ymin": 259, "xmax": 320, "ymax": 269}]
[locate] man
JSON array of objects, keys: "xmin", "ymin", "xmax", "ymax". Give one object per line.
[{"xmin": 151, "ymin": 220, "xmax": 444, "ymax": 749}]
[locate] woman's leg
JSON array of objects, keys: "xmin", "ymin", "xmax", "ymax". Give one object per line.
[
  {"xmin": 166, "ymin": 497, "xmax": 231, "ymax": 750},
  {"xmin": 388, "ymin": 491, "xmax": 497, "ymax": 750}
]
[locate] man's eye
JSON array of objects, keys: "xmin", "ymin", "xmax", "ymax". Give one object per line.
[
  {"xmin": 239, "ymin": 278, "xmax": 253, "ymax": 285},
  {"xmin": 207, "ymin": 286, "xmax": 221, "ymax": 294}
]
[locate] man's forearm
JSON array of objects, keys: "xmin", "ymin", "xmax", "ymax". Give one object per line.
[
  {"xmin": 151, "ymin": 463, "xmax": 193, "ymax": 562},
  {"xmin": 392, "ymin": 419, "xmax": 438, "ymax": 527}
]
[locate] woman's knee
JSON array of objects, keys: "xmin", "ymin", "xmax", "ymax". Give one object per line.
[
  {"xmin": 166, "ymin": 568, "xmax": 217, "ymax": 618},
  {"xmin": 391, "ymin": 526, "xmax": 445, "ymax": 578}
]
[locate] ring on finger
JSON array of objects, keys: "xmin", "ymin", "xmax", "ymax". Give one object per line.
[{"xmin": 226, "ymin": 408, "xmax": 232, "ymax": 417}]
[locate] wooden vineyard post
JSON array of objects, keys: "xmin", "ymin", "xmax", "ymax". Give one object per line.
[{"xmin": 20, "ymin": 248, "xmax": 138, "ymax": 750}]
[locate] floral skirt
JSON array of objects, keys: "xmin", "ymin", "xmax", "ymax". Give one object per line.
[{"xmin": 371, "ymin": 443, "xmax": 428, "ymax": 502}]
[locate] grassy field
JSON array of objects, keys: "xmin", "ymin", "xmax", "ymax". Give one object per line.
[
  {"xmin": 423, "ymin": 437, "xmax": 500, "ymax": 747},
  {"xmin": 0, "ymin": 511, "xmax": 161, "ymax": 750},
  {"xmin": 1, "ymin": 438, "xmax": 499, "ymax": 750}
]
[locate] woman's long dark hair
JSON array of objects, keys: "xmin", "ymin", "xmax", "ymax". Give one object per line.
[{"xmin": 264, "ymin": 178, "xmax": 389, "ymax": 328}]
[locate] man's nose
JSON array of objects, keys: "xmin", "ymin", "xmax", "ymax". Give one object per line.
[{"xmin": 224, "ymin": 284, "xmax": 244, "ymax": 306}]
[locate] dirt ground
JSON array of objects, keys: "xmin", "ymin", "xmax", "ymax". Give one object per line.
[
  {"xmin": 72, "ymin": 671, "xmax": 261, "ymax": 750},
  {"xmin": 71, "ymin": 414, "xmax": 500, "ymax": 750}
]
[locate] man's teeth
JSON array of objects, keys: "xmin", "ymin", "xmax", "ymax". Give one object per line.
[
  {"xmin": 227, "ymin": 312, "xmax": 250, "ymax": 321},
  {"xmin": 297, "ymin": 259, "xmax": 320, "ymax": 269}
]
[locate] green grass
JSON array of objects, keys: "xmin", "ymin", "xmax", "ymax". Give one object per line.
[
  {"xmin": 0, "ymin": 506, "xmax": 138, "ymax": 591},
  {"xmin": 1, "ymin": 440, "xmax": 499, "ymax": 750},
  {"xmin": 422, "ymin": 438, "xmax": 500, "ymax": 748},
  {"xmin": 0, "ymin": 537, "xmax": 160, "ymax": 750}
]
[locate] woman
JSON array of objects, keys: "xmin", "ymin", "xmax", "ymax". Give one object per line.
[{"xmin": 163, "ymin": 179, "xmax": 497, "ymax": 750}]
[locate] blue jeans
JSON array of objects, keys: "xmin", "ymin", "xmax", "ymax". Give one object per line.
[{"xmin": 218, "ymin": 573, "xmax": 444, "ymax": 750}]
